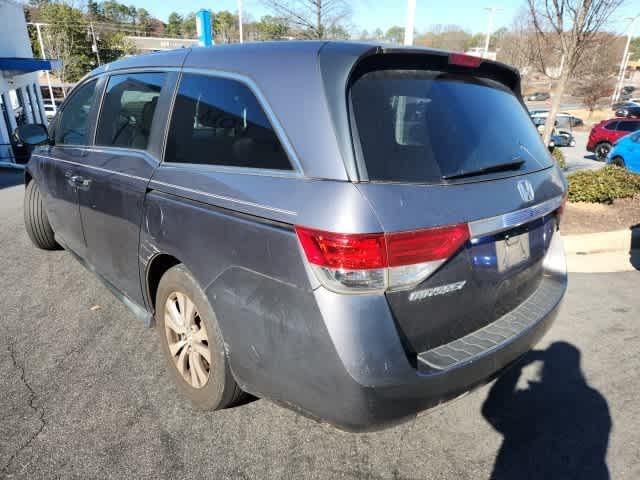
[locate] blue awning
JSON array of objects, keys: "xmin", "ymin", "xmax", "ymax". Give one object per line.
[{"xmin": 0, "ymin": 57, "xmax": 61, "ymax": 75}]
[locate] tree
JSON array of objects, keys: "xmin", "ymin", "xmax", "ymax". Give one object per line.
[
  {"xmin": 214, "ymin": 10, "xmax": 239, "ymax": 43},
  {"xmin": 256, "ymin": 15, "xmax": 289, "ymax": 40},
  {"xmin": 527, "ymin": 0, "xmax": 624, "ymax": 144},
  {"xmin": 261, "ymin": 0, "xmax": 351, "ymax": 39},
  {"xmin": 38, "ymin": 2, "xmax": 94, "ymax": 86},
  {"xmin": 166, "ymin": 12, "xmax": 184, "ymax": 37},
  {"xmin": 385, "ymin": 25, "xmax": 404, "ymax": 44},
  {"xmin": 570, "ymin": 33, "xmax": 621, "ymax": 116},
  {"xmin": 630, "ymin": 36, "xmax": 640, "ymax": 61},
  {"xmin": 371, "ymin": 28, "xmax": 383, "ymax": 40}
]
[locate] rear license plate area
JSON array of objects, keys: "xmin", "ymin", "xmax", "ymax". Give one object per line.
[{"xmin": 495, "ymin": 232, "xmax": 530, "ymax": 272}]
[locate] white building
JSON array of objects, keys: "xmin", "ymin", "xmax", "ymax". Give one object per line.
[{"xmin": 0, "ymin": 0, "xmax": 58, "ymax": 167}]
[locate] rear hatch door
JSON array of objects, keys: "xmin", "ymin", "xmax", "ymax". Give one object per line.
[{"xmin": 349, "ymin": 53, "xmax": 566, "ymax": 355}]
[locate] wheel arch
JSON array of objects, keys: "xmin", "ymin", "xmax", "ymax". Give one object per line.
[{"xmin": 145, "ymin": 253, "xmax": 182, "ymax": 313}]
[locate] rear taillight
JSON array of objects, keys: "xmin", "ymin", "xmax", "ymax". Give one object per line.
[{"xmin": 295, "ymin": 224, "xmax": 469, "ymax": 294}]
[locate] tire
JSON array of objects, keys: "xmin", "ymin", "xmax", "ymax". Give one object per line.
[
  {"xmin": 155, "ymin": 264, "xmax": 244, "ymax": 410},
  {"xmin": 595, "ymin": 142, "xmax": 612, "ymax": 161},
  {"xmin": 611, "ymin": 156, "xmax": 625, "ymax": 168},
  {"xmin": 23, "ymin": 180, "xmax": 60, "ymax": 250}
]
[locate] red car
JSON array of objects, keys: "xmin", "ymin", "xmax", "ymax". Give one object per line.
[{"xmin": 587, "ymin": 118, "xmax": 640, "ymax": 161}]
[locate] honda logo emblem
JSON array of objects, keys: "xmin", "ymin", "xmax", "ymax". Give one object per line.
[{"xmin": 517, "ymin": 180, "xmax": 535, "ymax": 203}]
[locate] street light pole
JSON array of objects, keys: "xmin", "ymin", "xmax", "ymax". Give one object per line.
[
  {"xmin": 612, "ymin": 15, "xmax": 637, "ymax": 105},
  {"xmin": 404, "ymin": 0, "xmax": 416, "ymax": 46},
  {"xmin": 483, "ymin": 6, "xmax": 502, "ymax": 58},
  {"xmin": 238, "ymin": 0, "xmax": 244, "ymax": 43},
  {"xmin": 89, "ymin": 22, "xmax": 101, "ymax": 66}
]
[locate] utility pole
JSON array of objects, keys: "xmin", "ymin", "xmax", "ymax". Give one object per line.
[
  {"xmin": 34, "ymin": 22, "xmax": 57, "ymax": 114},
  {"xmin": 238, "ymin": 0, "xmax": 244, "ymax": 43},
  {"xmin": 404, "ymin": 0, "xmax": 416, "ymax": 46},
  {"xmin": 612, "ymin": 15, "xmax": 637, "ymax": 105},
  {"xmin": 483, "ymin": 6, "xmax": 503, "ymax": 58},
  {"xmin": 89, "ymin": 22, "xmax": 101, "ymax": 66}
]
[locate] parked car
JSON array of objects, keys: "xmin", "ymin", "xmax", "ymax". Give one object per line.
[
  {"xmin": 532, "ymin": 117, "xmax": 576, "ymax": 147},
  {"xmin": 614, "ymin": 105, "xmax": 640, "ymax": 118},
  {"xmin": 527, "ymin": 91, "xmax": 550, "ymax": 101},
  {"xmin": 587, "ymin": 118, "xmax": 640, "ymax": 160},
  {"xmin": 607, "ymin": 131, "xmax": 640, "ymax": 173},
  {"xmin": 611, "ymin": 101, "xmax": 640, "ymax": 111},
  {"xmin": 15, "ymin": 43, "xmax": 568, "ymax": 431},
  {"xmin": 530, "ymin": 111, "xmax": 583, "ymax": 127}
]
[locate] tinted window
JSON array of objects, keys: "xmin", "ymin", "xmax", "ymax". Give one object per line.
[
  {"xmin": 604, "ymin": 121, "xmax": 619, "ymax": 131},
  {"xmin": 165, "ymin": 74, "xmax": 291, "ymax": 170},
  {"xmin": 350, "ymin": 70, "xmax": 554, "ymax": 183},
  {"xmin": 55, "ymin": 80, "xmax": 97, "ymax": 145},
  {"xmin": 618, "ymin": 121, "xmax": 640, "ymax": 132},
  {"xmin": 95, "ymin": 72, "xmax": 165, "ymax": 150}
]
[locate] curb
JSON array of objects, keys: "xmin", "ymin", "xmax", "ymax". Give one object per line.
[{"xmin": 563, "ymin": 229, "xmax": 640, "ymax": 273}]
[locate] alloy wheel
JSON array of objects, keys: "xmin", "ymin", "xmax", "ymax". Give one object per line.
[{"xmin": 164, "ymin": 291, "xmax": 211, "ymax": 389}]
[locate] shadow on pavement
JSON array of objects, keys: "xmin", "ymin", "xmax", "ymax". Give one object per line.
[
  {"xmin": 482, "ymin": 342, "xmax": 611, "ymax": 480},
  {"xmin": 0, "ymin": 168, "xmax": 24, "ymax": 190}
]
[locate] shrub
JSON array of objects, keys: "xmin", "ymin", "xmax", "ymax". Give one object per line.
[
  {"xmin": 551, "ymin": 148, "xmax": 566, "ymax": 170},
  {"xmin": 568, "ymin": 165, "xmax": 640, "ymax": 204}
]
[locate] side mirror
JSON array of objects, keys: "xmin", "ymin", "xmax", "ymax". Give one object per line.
[{"xmin": 13, "ymin": 123, "xmax": 49, "ymax": 147}]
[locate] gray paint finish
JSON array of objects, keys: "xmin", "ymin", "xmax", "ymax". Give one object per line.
[{"xmin": 24, "ymin": 41, "xmax": 568, "ymax": 430}]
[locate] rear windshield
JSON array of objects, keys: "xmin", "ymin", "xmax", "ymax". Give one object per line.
[{"xmin": 350, "ymin": 70, "xmax": 552, "ymax": 183}]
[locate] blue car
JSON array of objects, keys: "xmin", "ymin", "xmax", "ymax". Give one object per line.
[{"xmin": 607, "ymin": 131, "xmax": 640, "ymax": 173}]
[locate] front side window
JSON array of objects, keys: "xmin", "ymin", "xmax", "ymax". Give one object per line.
[
  {"xmin": 55, "ymin": 80, "xmax": 98, "ymax": 146},
  {"xmin": 165, "ymin": 74, "xmax": 292, "ymax": 170},
  {"xmin": 95, "ymin": 72, "xmax": 165, "ymax": 150}
]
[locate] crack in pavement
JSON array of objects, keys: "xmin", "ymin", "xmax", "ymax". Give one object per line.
[{"xmin": 1, "ymin": 339, "xmax": 46, "ymax": 476}]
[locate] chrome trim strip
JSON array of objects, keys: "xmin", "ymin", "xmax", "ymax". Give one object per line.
[
  {"xmin": 31, "ymin": 153, "xmax": 149, "ymax": 183},
  {"xmin": 468, "ymin": 196, "xmax": 563, "ymax": 238},
  {"xmin": 148, "ymin": 179, "xmax": 298, "ymax": 217}
]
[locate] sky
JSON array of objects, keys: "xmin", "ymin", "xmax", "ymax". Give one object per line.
[{"xmin": 130, "ymin": 0, "xmax": 639, "ymax": 36}]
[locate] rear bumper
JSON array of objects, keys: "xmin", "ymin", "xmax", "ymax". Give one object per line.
[
  {"xmin": 337, "ymin": 274, "xmax": 565, "ymax": 431},
  {"xmin": 308, "ymin": 231, "xmax": 567, "ymax": 431}
]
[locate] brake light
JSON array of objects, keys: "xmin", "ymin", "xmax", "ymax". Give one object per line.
[
  {"xmin": 295, "ymin": 224, "xmax": 469, "ymax": 293},
  {"xmin": 449, "ymin": 53, "xmax": 482, "ymax": 68},
  {"xmin": 294, "ymin": 228, "xmax": 386, "ymax": 270}
]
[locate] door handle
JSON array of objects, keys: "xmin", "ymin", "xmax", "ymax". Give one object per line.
[{"xmin": 68, "ymin": 175, "xmax": 91, "ymax": 188}]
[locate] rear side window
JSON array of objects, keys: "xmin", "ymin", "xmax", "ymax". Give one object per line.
[
  {"xmin": 95, "ymin": 72, "xmax": 165, "ymax": 150},
  {"xmin": 618, "ymin": 121, "xmax": 640, "ymax": 132},
  {"xmin": 350, "ymin": 70, "xmax": 552, "ymax": 183},
  {"xmin": 604, "ymin": 121, "xmax": 619, "ymax": 131},
  {"xmin": 165, "ymin": 74, "xmax": 291, "ymax": 170},
  {"xmin": 55, "ymin": 80, "xmax": 97, "ymax": 146}
]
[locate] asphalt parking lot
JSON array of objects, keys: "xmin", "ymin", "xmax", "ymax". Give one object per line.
[
  {"xmin": 1, "ymin": 177, "xmax": 639, "ymax": 479},
  {"xmin": 561, "ymin": 129, "xmax": 605, "ymax": 174}
]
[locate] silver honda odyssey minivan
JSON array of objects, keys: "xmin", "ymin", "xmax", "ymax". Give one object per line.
[{"xmin": 19, "ymin": 41, "xmax": 567, "ymax": 431}]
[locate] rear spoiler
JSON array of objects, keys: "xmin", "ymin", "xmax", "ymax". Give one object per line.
[{"xmin": 351, "ymin": 46, "xmax": 521, "ymax": 95}]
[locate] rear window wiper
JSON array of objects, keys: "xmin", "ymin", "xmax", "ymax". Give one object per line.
[{"xmin": 442, "ymin": 158, "xmax": 525, "ymax": 181}]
